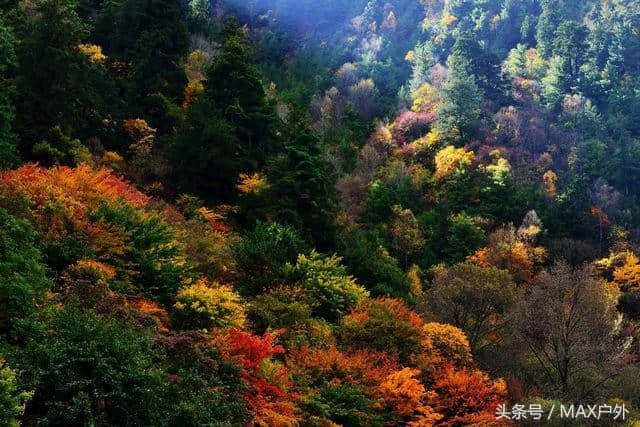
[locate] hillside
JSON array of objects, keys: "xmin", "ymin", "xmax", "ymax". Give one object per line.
[{"xmin": 1, "ymin": 0, "xmax": 640, "ymax": 425}]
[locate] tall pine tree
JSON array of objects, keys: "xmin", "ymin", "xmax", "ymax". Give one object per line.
[
  {"xmin": 169, "ymin": 19, "xmax": 277, "ymax": 203},
  {"xmin": 436, "ymin": 32, "xmax": 485, "ymax": 142}
]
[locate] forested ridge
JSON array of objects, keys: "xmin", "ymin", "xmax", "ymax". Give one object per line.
[{"xmin": 1, "ymin": 0, "xmax": 640, "ymax": 425}]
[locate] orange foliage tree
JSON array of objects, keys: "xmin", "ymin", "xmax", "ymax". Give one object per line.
[
  {"xmin": 430, "ymin": 365, "xmax": 507, "ymax": 425},
  {"xmin": 377, "ymin": 368, "xmax": 442, "ymax": 425},
  {"xmin": 468, "ymin": 223, "xmax": 545, "ymax": 284},
  {"xmin": 0, "ymin": 163, "xmax": 148, "ymax": 239}
]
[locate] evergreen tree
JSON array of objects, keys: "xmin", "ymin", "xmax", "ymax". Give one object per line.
[
  {"xmin": 0, "ymin": 12, "xmax": 18, "ymax": 168},
  {"xmin": 536, "ymin": 0, "xmax": 561, "ymax": 57},
  {"xmin": 436, "ymin": 33, "xmax": 485, "ymax": 142},
  {"xmin": 169, "ymin": 19, "xmax": 277, "ymax": 203},
  {"xmin": 552, "ymin": 21, "xmax": 588, "ymax": 82},
  {"xmin": 263, "ymin": 108, "xmax": 337, "ymax": 249},
  {"xmin": 13, "ymin": 0, "xmax": 99, "ymax": 161},
  {"xmin": 542, "ymin": 56, "xmax": 567, "ymax": 109},
  {"xmin": 204, "ymin": 19, "xmax": 276, "ymax": 159},
  {"xmin": 94, "ymin": 0, "xmax": 189, "ymax": 107}
]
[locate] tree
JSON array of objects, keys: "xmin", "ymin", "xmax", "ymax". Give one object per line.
[
  {"xmin": 0, "ymin": 359, "xmax": 32, "ymax": 425},
  {"xmin": 247, "ymin": 286, "xmax": 331, "ymax": 349},
  {"xmin": 339, "ymin": 298, "xmax": 425, "ymax": 363},
  {"xmin": 204, "ymin": 19, "xmax": 276, "ymax": 159},
  {"xmin": 0, "ymin": 207, "xmax": 49, "ymax": 330},
  {"xmin": 233, "ymin": 221, "xmax": 309, "ymax": 297},
  {"xmin": 536, "ymin": 0, "xmax": 561, "ymax": 57},
  {"xmin": 169, "ymin": 19, "xmax": 277, "ymax": 203},
  {"xmin": 338, "ymin": 228, "xmax": 410, "ymax": 297},
  {"xmin": 94, "ymin": 0, "xmax": 189, "ymax": 105},
  {"xmin": 173, "ymin": 279, "xmax": 246, "ymax": 331},
  {"xmin": 541, "ymin": 56, "xmax": 568, "ymax": 109},
  {"xmin": 436, "ymin": 34, "xmax": 485, "ymax": 142},
  {"xmin": 431, "ymin": 365, "xmax": 507, "ymax": 425},
  {"xmin": 387, "ymin": 205, "xmax": 425, "ymax": 267},
  {"xmin": 0, "ymin": 13, "xmax": 18, "ymax": 168},
  {"xmin": 468, "ymin": 223, "xmax": 544, "ymax": 285},
  {"xmin": 13, "ymin": 0, "xmax": 105, "ymax": 162},
  {"xmin": 222, "ymin": 329, "xmax": 299, "ymax": 425},
  {"xmin": 434, "ymin": 145, "xmax": 474, "ymax": 179},
  {"xmin": 512, "ymin": 262, "xmax": 629, "ymax": 399},
  {"xmin": 286, "ymin": 251, "xmax": 369, "ymax": 321},
  {"xmin": 10, "ymin": 306, "xmax": 169, "ymax": 425},
  {"xmin": 422, "ymin": 262, "xmax": 516, "ymax": 354},
  {"xmin": 552, "ymin": 21, "xmax": 588, "ymax": 82},
  {"xmin": 87, "ymin": 201, "xmax": 189, "ymax": 305},
  {"xmin": 262, "ymin": 108, "xmax": 337, "ymax": 248}
]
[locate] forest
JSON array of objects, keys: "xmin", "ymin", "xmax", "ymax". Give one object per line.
[{"xmin": 1, "ymin": 0, "xmax": 640, "ymax": 425}]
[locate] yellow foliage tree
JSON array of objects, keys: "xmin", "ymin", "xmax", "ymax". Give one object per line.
[
  {"xmin": 542, "ymin": 170, "xmax": 557, "ymax": 198},
  {"xmin": 434, "ymin": 146, "xmax": 474, "ymax": 179},
  {"xmin": 237, "ymin": 172, "xmax": 269, "ymax": 195},
  {"xmin": 422, "ymin": 322, "xmax": 472, "ymax": 365},
  {"xmin": 411, "ymin": 83, "xmax": 440, "ymax": 114},
  {"xmin": 611, "ymin": 252, "xmax": 640, "ymax": 292},
  {"xmin": 174, "ymin": 279, "xmax": 245, "ymax": 330},
  {"xmin": 441, "ymin": 11, "xmax": 458, "ymax": 27},
  {"xmin": 77, "ymin": 44, "xmax": 106, "ymax": 63}
]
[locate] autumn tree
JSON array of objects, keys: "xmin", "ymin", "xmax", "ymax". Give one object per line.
[
  {"xmin": 434, "ymin": 145, "xmax": 474, "ymax": 179},
  {"xmin": 431, "ymin": 365, "xmax": 507, "ymax": 425},
  {"xmin": 173, "ymin": 279, "xmax": 246, "ymax": 331},
  {"xmin": 339, "ymin": 298, "xmax": 425, "ymax": 363},
  {"xmin": 422, "ymin": 262, "xmax": 516, "ymax": 354},
  {"xmin": 222, "ymin": 329, "xmax": 299, "ymax": 425},
  {"xmin": 469, "ymin": 223, "xmax": 545, "ymax": 284},
  {"xmin": 387, "ymin": 205, "xmax": 425, "ymax": 267},
  {"xmin": 511, "ymin": 262, "xmax": 629, "ymax": 399}
]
